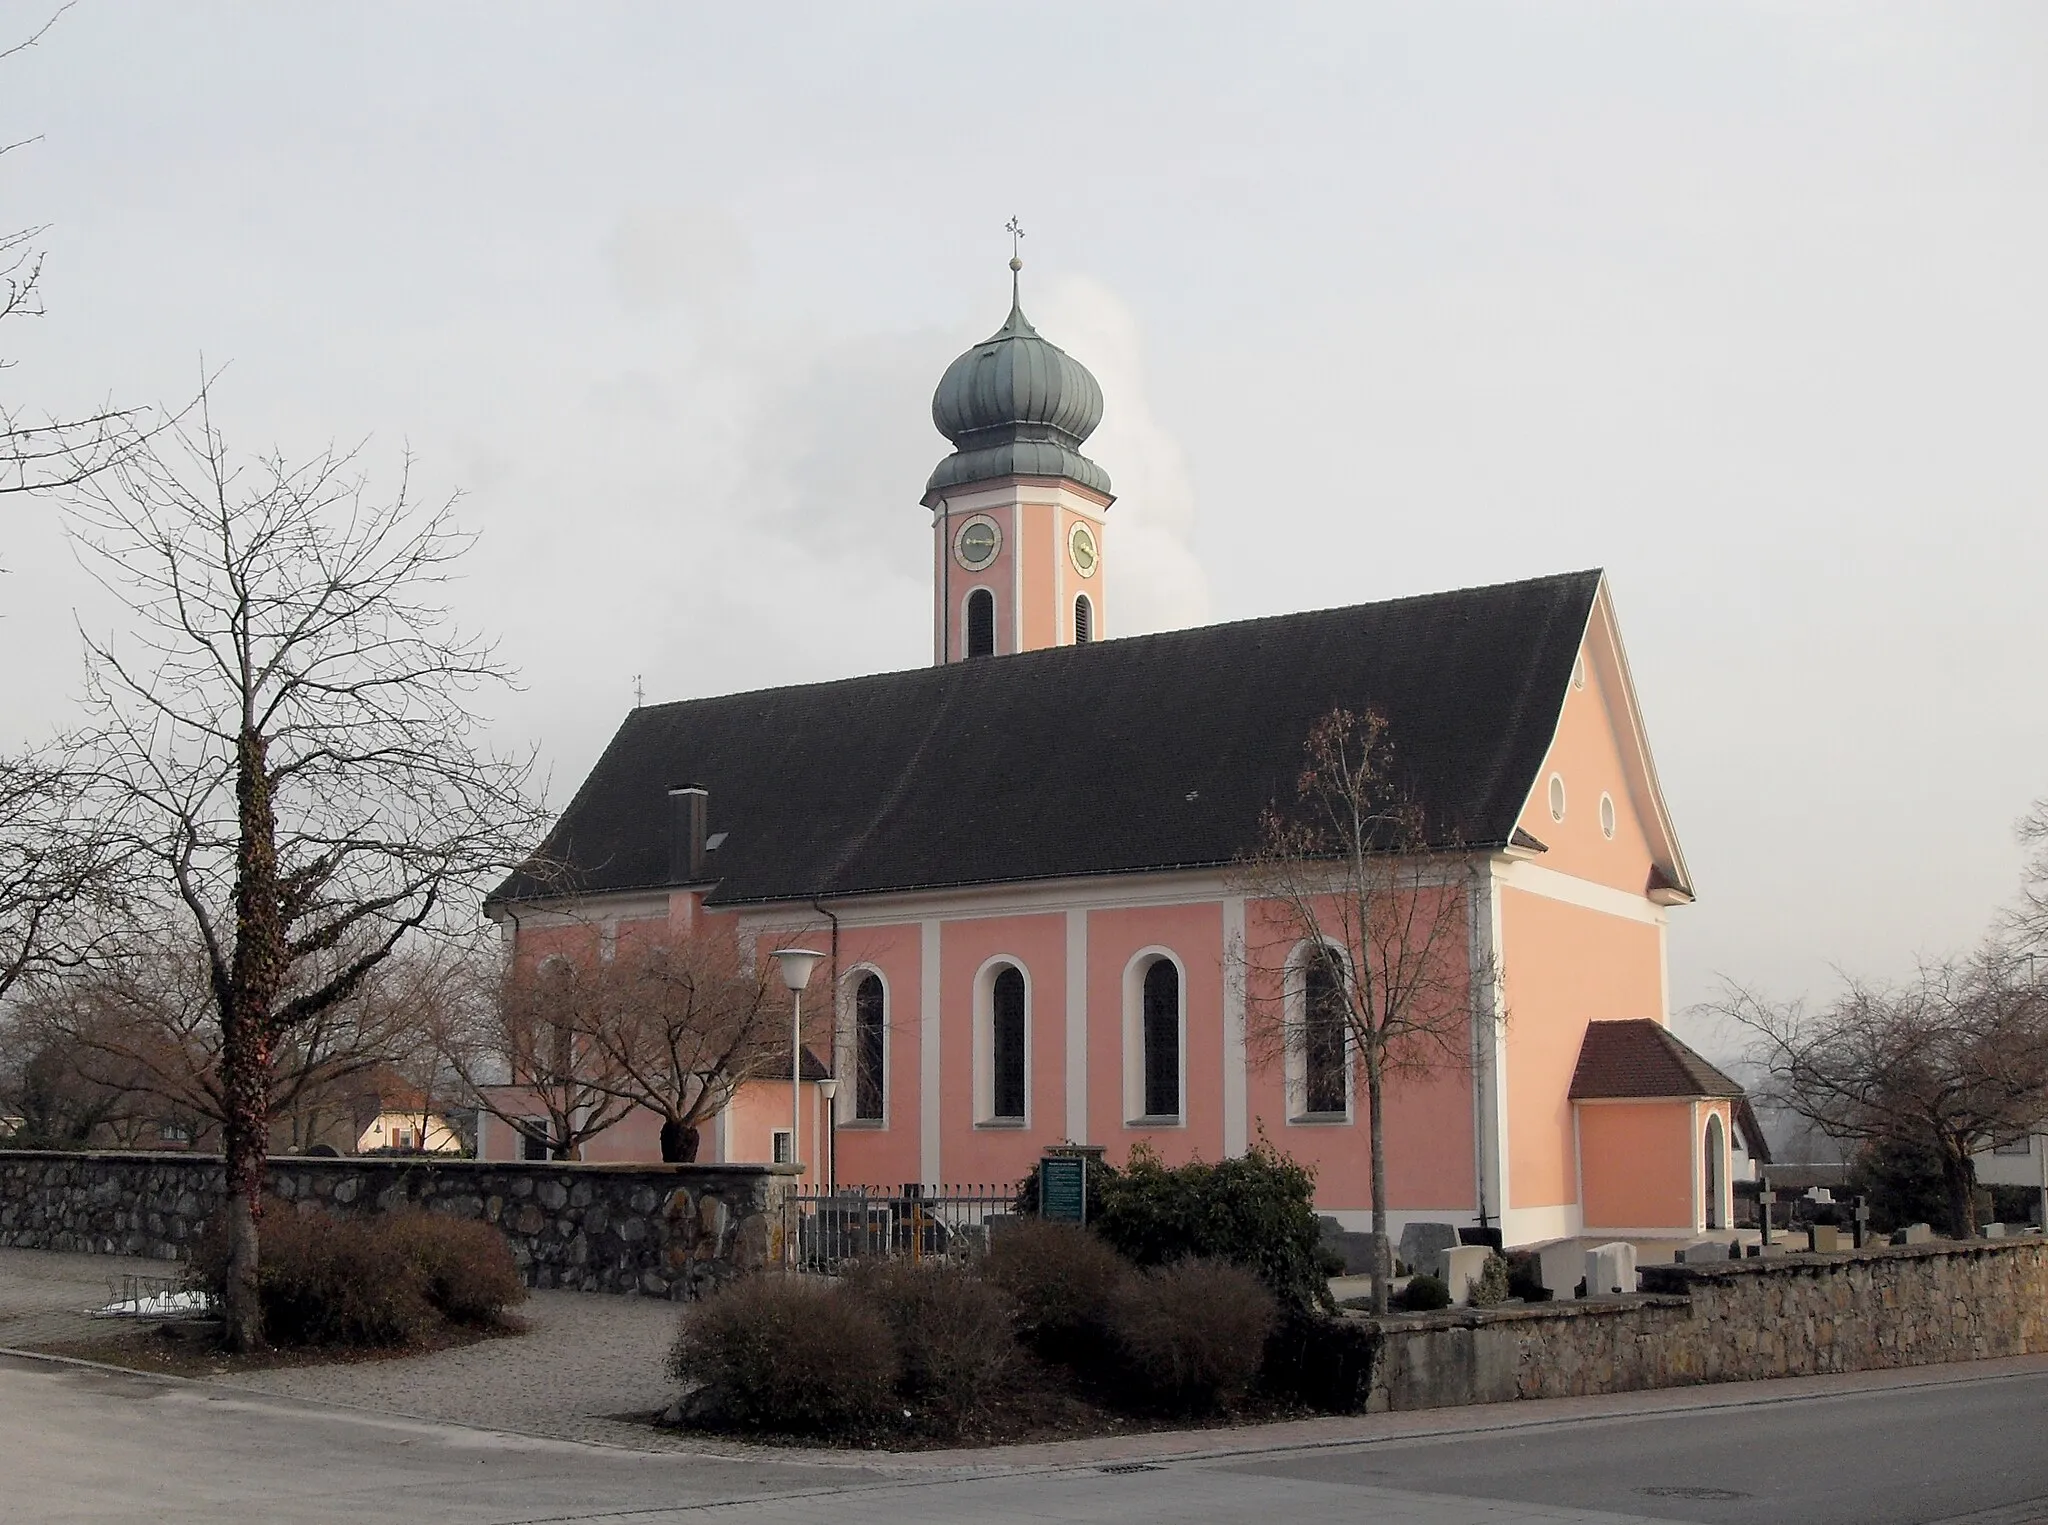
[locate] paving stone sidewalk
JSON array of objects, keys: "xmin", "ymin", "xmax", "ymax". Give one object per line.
[{"xmin": 0, "ymin": 1247, "xmax": 178, "ymax": 1349}]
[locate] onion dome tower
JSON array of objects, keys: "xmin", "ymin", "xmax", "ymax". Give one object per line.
[{"xmin": 926, "ymin": 240, "xmax": 1113, "ymax": 664}]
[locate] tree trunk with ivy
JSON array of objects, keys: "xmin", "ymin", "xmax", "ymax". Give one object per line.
[{"xmin": 60, "ymin": 385, "xmax": 543, "ymax": 1354}]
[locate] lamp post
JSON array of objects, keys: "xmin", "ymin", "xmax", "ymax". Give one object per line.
[
  {"xmin": 816, "ymin": 1076, "xmax": 839, "ymax": 1192},
  {"xmin": 771, "ymin": 948, "xmax": 823, "ymax": 1178}
]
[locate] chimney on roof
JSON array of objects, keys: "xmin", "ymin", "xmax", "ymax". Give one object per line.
[{"xmin": 668, "ymin": 785, "xmax": 709, "ymax": 884}]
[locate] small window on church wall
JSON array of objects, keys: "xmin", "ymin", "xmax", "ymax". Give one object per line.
[
  {"xmin": 1074, "ymin": 594, "xmax": 1093, "ymax": 645},
  {"xmin": 1301, "ymin": 959, "xmax": 1348, "ymax": 1116},
  {"xmin": 1599, "ymin": 792, "xmax": 1616, "ymax": 840},
  {"xmin": 991, "ymin": 965, "xmax": 1026, "ymax": 1120},
  {"xmin": 853, "ymin": 973, "xmax": 885, "ymax": 1122},
  {"xmin": 966, "ymin": 588, "xmax": 995, "ymax": 659},
  {"xmin": 1548, "ymin": 774, "xmax": 1566, "ymax": 823},
  {"xmin": 1142, "ymin": 958, "xmax": 1180, "ymax": 1118}
]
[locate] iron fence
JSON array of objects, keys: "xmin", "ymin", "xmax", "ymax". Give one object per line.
[{"xmin": 784, "ymin": 1183, "xmax": 1020, "ymax": 1274}]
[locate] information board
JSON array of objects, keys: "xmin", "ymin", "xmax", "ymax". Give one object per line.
[{"xmin": 1038, "ymin": 1156, "xmax": 1087, "ymax": 1225}]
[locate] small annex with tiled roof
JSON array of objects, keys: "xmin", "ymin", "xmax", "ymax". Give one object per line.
[{"xmin": 1570, "ymin": 1020, "xmax": 1761, "ymax": 1239}]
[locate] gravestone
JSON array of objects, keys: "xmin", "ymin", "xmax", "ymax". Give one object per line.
[
  {"xmin": 1318, "ymin": 1215, "xmax": 1377, "ymax": 1276},
  {"xmin": 1808, "ymin": 1225, "xmax": 1842, "ymax": 1252},
  {"xmin": 1398, "ymin": 1221, "xmax": 1459, "ymax": 1280},
  {"xmin": 1585, "ymin": 1241, "xmax": 1637, "ymax": 1298},
  {"xmin": 1442, "ymin": 1244, "xmax": 1492, "ymax": 1305},
  {"xmin": 1891, "ymin": 1222, "xmax": 1934, "ymax": 1245},
  {"xmin": 1674, "ymin": 1239, "xmax": 1726, "ymax": 1264},
  {"xmin": 1533, "ymin": 1238, "xmax": 1585, "ymax": 1297},
  {"xmin": 1981, "ymin": 1222, "xmax": 2008, "ymax": 1240}
]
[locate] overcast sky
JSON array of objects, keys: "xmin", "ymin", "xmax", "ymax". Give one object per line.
[{"xmin": 5, "ymin": 3, "xmax": 2044, "ymax": 1052}]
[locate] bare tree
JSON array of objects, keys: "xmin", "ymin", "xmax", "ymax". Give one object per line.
[
  {"xmin": 60, "ymin": 387, "xmax": 543, "ymax": 1350},
  {"xmin": 0, "ymin": 751, "xmax": 126, "ymax": 1004},
  {"xmin": 442, "ymin": 945, "xmax": 638, "ymax": 1161},
  {"xmin": 585, "ymin": 926, "xmax": 790, "ymax": 1163},
  {"xmin": 1234, "ymin": 707, "xmax": 1499, "ymax": 1315},
  {"xmin": 1714, "ymin": 949, "xmax": 2048, "ymax": 1236},
  {"xmin": 13, "ymin": 930, "xmax": 447, "ymax": 1156},
  {"xmin": 2, "ymin": 8, "xmax": 151, "ymax": 497},
  {"xmin": 2015, "ymin": 801, "xmax": 2048, "ymax": 953}
]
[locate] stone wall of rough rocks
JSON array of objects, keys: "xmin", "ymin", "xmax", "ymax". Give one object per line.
[
  {"xmin": 1368, "ymin": 1239, "xmax": 2048, "ymax": 1411},
  {"xmin": 0, "ymin": 1150, "xmax": 797, "ymax": 1299}
]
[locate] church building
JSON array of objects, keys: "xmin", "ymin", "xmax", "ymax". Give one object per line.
[{"xmin": 482, "ymin": 262, "xmax": 1758, "ymax": 1250}]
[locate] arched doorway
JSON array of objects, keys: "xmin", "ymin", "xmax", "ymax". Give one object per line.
[{"xmin": 1704, "ymin": 1114, "xmax": 1726, "ymax": 1230}]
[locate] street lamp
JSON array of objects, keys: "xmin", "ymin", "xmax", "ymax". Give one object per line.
[
  {"xmin": 771, "ymin": 948, "xmax": 824, "ymax": 1178},
  {"xmin": 815, "ymin": 1076, "xmax": 840, "ymax": 1192}
]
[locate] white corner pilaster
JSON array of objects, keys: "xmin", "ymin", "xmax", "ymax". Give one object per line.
[
  {"xmin": 1222, "ymin": 895, "xmax": 1249, "ymax": 1158},
  {"xmin": 920, "ymin": 918, "xmax": 942, "ymax": 1189},
  {"xmin": 1065, "ymin": 909, "xmax": 1088, "ymax": 1143}
]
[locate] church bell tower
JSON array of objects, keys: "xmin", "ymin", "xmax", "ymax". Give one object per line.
[{"xmin": 925, "ymin": 247, "xmax": 1113, "ymax": 664}]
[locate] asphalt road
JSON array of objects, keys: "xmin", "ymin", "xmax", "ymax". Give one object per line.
[{"xmin": 5, "ymin": 1352, "xmax": 2046, "ymax": 1525}]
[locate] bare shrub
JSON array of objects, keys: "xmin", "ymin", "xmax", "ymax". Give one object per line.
[
  {"xmin": 842, "ymin": 1259, "xmax": 1018, "ymax": 1431},
  {"xmin": 1108, "ymin": 1258, "xmax": 1278, "ymax": 1412},
  {"xmin": 669, "ymin": 1275, "xmax": 897, "ymax": 1435},
  {"xmin": 188, "ymin": 1205, "xmax": 524, "ymax": 1346},
  {"xmin": 378, "ymin": 1212, "xmax": 527, "ymax": 1326},
  {"xmin": 979, "ymin": 1218, "xmax": 1131, "ymax": 1357},
  {"xmin": 249, "ymin": 1212, "xmax": 435, "ymax": 1347}
]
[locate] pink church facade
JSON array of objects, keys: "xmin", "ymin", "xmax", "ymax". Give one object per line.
[{"xmin": 482, "ymin": 270, "xmax": 1755, "ymax": 1250}]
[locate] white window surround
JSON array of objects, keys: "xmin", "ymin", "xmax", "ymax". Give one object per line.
[
  {"xmin": 1121, "ymin": 947, "xmax": 1188, "ymax": 1128},
  {"xmin": 972, "ymin": 955, "xmax": 1032, "ymax": 1129},
  {"xmin": 1073, "ymin": 592, "xmax": 1095, "ymax": 645},
  {"xmin": 1548, "ymin": 774, "xmax": 1567, "ymax": 823},
  {"xmin": 1599, "ymin": 792, "xmax": 1616, "ymax": 840},
  {"xmin": 835, "ymin": 963, "xmax": 890, "ymax": 1129},
  {"xmin": 1283, "ymin": 939, "xmax": 1354, "ymax": 1125}
]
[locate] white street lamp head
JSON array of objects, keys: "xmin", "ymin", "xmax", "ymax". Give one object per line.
[
  {"xmin": 771, "ymin": 947, "xmax": 824, "ymax": 992},
  {"xmin": 816, "ymin": 1076, "xmax": 839, "ymax": 1101}
]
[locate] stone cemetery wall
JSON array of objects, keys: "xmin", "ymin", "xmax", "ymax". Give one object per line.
[
  {"xmin": 1369, "ymin": 1238, "xmax": 2048, "ymax": 1411},
  {"xmin": 0, "ymin": 1149, "xmax": 796, "ymax": 1299}
]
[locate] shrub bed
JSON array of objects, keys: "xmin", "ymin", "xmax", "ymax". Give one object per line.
[
  {"xmin": 189, "ymin": 1204, "xmax": 525, "ymax": 1349},
  {"xmin": 668, "ymin": 1274, "xmax": 897, "ymax": 1435},
  {"xmin": 1107, "ymin": 1258, "xmax": 1277, "ymax": 1413}
]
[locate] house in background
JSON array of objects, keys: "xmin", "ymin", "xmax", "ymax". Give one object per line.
[{"xmin": 480, "ymin": 266, "xmax": 1755, "ymax": 1248}]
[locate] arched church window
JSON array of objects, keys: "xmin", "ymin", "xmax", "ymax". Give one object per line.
[
  {"xmin": 991, "ymin": 965, "xmax": 1026, "ymax": 1120},
  {"xmin": 1074, "ymin": 594, "xmax": 1093, "ymax": 645},
  {"xmin": 1142, "ymin": 958, "xmax": 1180, "ymax": 1118},
  {"xmin": 1302, "ymin": 958, "xmax": 1348, "ymax": 1116},
  {"xmin": 853, "ymin": 973, "xmax": 885, "ymax": 1122},
  {"xmin": 966, "ymin": 588, "xmax": 995, "ymax": 659},
  {"xmin": 1704, "ymin": 1113, "xmax": 1726, "ymax": 1230}
]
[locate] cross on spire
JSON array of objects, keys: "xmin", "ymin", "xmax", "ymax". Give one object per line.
[{"xmin": 1005, "ymin": 215, "xmax": 1025, "ymax": 270}]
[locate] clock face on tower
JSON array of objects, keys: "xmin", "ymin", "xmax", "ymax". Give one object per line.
[
  {"xmin": 955, "ymin": 516, "xmax": 1001, "ymax": 571},
  {"xmin": 1068, "ymin": 522, "xmax": 1098, "ymax": 577}
]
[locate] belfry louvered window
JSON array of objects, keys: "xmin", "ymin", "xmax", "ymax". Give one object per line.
[
  {"xmin": 1074, "ymin": 594, "xmax": 1093, "ymax": 644},
  {"xmin": 966, "ymin": 588, "xmax": 995, "ymax": 658},
  {"xmin": 991, "ymin": 965, "xmax": 1026, "ymax": 1120}
]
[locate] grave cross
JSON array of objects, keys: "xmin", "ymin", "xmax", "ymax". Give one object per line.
[
  {"xmin": 1850, "ymin": 1194, "xmax": 1872, "ymax": 1250},
  {"xmin": 1756, "ymin": 1179, "xmax": 1777, "ymax": 1249}
]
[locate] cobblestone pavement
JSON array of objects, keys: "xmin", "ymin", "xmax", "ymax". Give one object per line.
[
  {"xmin": 0, "ymin": 1247, "xmax": 178, "ymax": 1349},
  {"xmin": 0, "ymin": 1244, "xmax": 713, "ymax": 1453}
]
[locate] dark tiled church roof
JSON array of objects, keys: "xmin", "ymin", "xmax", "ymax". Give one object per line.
[
  {"xmin": 491, "ymin": 570, "xmax": 1602, "ymax": 909},
  {"xmin": 1569, "ymin": 1019, "xmax": 1746, "ymax": 1102}
]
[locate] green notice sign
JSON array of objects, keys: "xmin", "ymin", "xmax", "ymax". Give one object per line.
[{"xmin": 1039, "ymin": 1156, "xmax": 1087, "ymax": 1225}]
